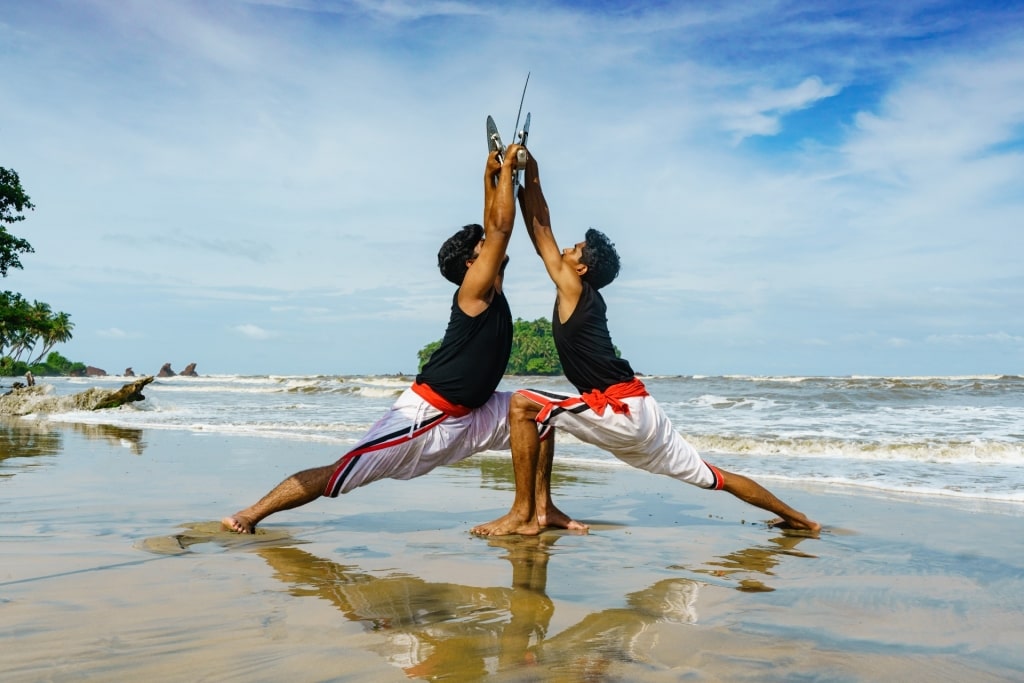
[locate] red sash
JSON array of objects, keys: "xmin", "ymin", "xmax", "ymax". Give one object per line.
[
  {"xmin": 411, "ymin": 381, "xmax": 471, "ymax": 418},
  {"xmin": 579, "ymin": 378, "xmax": 649, "ymax": 416}
]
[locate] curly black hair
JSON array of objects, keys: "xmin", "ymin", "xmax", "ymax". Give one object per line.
[
  {"xmin": 437, "ymin": 223, "xmax": 484, "ymax": 285},
  {"xmin": 580, "ymin": 228, "xmax": 621, "ymax": 290}
]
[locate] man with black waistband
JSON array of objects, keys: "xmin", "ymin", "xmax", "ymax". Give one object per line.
[
  {"xmin": 471, "ymin": 151, "xmax": 819, "ymax": 537},
  {"xmin": 223, "ymin": 145, "xmax": 584, "ymax": 534}
]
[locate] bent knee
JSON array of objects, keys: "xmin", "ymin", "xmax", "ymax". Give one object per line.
[{"xmin": 510, "ymin": 392, "xmax": 542, "ymax": 421}]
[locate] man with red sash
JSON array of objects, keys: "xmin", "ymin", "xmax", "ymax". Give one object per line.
[
  {"xmin": 471, "ymin": 152, "xmax": 820, "ymax": 537},
  {"xmin": 223, "ymin": 145, "xmax": 583, "ymax": 534}
]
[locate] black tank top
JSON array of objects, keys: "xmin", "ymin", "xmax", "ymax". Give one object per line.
[
  {"xmin": 416, "ymin": 290, "xmax": 512, "ymax": 409},
  {"xmin": 552, "ymin": 282, "xmax": 634, "ymax": 393}
]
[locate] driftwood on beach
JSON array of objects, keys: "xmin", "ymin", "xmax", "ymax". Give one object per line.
[{"xmin": 0, "ymin": 376, "xmax": 155, "ymax": 416}]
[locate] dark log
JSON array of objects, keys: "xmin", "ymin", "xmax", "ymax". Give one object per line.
[
  {"xmin": 0, "ymin": 376, "xmax": 155, "ymax": 415},
  {"xmin": 92, "ymin": 376, "xmax": 155, "ymax": 410}
]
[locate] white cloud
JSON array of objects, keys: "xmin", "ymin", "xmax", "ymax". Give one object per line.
[
  {"xmin": 232, "ymin": 324, "xmax": 277, "ymax": 340},
  {"xmin": 723, "ymin": 76, "xmax": 842, "ymax": 142}
]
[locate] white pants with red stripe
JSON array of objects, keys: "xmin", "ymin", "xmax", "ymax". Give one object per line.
[
  {"xmin": 325, "ymin": 388, "xmax": 512, "ymax": 497},
  {"xmin": 516, "ymin": 388, "xmax": 721, "ymax": 490}
]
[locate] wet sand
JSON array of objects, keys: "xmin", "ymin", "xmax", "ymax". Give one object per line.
[{"xmin": 2, "ymin": 418, "xmax": 1022, "ymax": 681}]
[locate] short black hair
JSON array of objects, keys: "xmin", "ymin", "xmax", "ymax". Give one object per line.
[
  {"xmin": 580, "ymin": 228, "xmax": 620, "ymax": 289},
  {"xmin": 438, "ymin": 223, "xmax": 484, "ymax": 285}
]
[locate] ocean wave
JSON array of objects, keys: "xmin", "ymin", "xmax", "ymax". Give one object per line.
[
  {"xmin": 767, "ymin": 474, "xmax": 1024, "ymax": 505},
  {"xmin": 686, "ymin": 434, "xmax": 1023, "ymax": 464},
  {"xmin": 690, "ymin": 394, "xmax": 776, "ymax": 411}
]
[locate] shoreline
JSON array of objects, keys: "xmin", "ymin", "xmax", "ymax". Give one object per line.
[{"xmin": 2, "ymin": 419, "xmax": 1022, "ymax": 681}]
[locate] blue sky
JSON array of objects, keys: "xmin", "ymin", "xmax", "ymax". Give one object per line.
[{"xmin": 2, "ymin": 0, "xmax": 1022, "ymax": 377}]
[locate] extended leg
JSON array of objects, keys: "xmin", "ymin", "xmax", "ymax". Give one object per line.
[
  {"xmin": 718, "ymin": 468, "xmax": 820, "ymax": 533},
  {"xmin": 222, "ymin": 463, "xmax": 337, "ymax": 534}
]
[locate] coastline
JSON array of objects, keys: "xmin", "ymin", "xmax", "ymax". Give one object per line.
[{"xmin": 2, "ymin": 418, "xmax": 1022, "ymax": 681}]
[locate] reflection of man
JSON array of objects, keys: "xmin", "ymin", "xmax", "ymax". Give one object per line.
[
  {"xmin": 255, "ymin": 538, "xmax": 715, "ymax": 680},
  {"xmin": 223, "ymin": 146, "xmax": 579, "ymax": 534},
  {"xmin": 473, "ymin": 151, "xmax": 820, "ymax": 537},
  {"xmin": 255, "ymin": 538, "xmax": 558, "ymax": 679}
]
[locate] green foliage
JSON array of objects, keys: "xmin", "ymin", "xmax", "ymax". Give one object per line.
[
  {"xmin": 0, "ymin": 166, "xmax": 35, "ymax": 277},
  {"xmin": 0, "ymin": 291, "xmax": 75, "ymax": 367},
  {"xmin": 35, "ymin": 351, "xmax": 85, "ymax": 376},
  {"xmin": 416, "ymin": 317, "xmax": 563, "ymax": 376},
  {"xmin": 0, "ymin": 167, "xmax": 81, "ymax": 377},
  {"xmin": 416, "ymin": 340, "xmax": 442, "ymax": 372},
  {"xmin": 0, "ymin": 356, "xmax": 28, "ymax": 377},
  {"xmin": 1, "ymin": 351, "xmax": 86, "ymax": 377},
  {"xmin": 507, "ymin": 317, "xmax": 561, "ymax": 375}
]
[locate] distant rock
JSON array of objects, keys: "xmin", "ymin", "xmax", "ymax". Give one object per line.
[
  {"xmin": 180, "ymin": 362, "xmax": 199, "ymax": 377},
  {"xmin": 157, "ymin": 363, "xmax": 176, "ymax": 377},
  {"xmin": 86, "ymin": 366, "xmax": 107, "ymax": 377},
  {"xmin": 124, "ymin": 367, "xmax": 135, "ymax": 377}
]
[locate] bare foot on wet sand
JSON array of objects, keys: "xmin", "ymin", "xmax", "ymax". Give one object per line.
[
  {"xmin": 221, "ymin": 513, "xmax": 256, "ymax": 534},
  {"xmin": 472, "ymin": 504, "xmax": 590, "ymax": 537},
  {"xmin": 471, "ymin": 512, "xmax": 542, "ymax": 537},
  {"xmin": 538, "ymin": 504, "xmax": 589, "ymax": 532},
  {"xmin": 768, "ymin": 515, "xmax": 822, "ymax": 534}
]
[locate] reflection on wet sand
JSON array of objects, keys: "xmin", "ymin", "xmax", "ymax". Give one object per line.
[
  {"xmin": 68, "ymin": 422, "xmax": 145, "ymax": 455},
  {"xmin": 678, "ymin": 533, "xmax": 817, "ymax": 592},
  {"xmin": 0, "ymin": 418, "xmax": 144, "ymax": 463},
  {"xmin": 448, "ymin": 455, "xmax": 606, "ymax": 492},
  {"xmin": 255, "ymin": 536, "xmax": 707, "ymax": 681},
  {"xmin": 0, "ymin": 418, "xmax": 63, "ymax": 463}
]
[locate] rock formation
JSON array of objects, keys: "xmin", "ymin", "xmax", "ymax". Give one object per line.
[
  {"xmin": 124, "ymin": 367, "xmax": 135, "ymax": 377},
  {"xmin": 86, "ymin": 366, "xmax": 107, "ymax": 376},
  {"xmin": 0, "ymin": 376, "xmax": 155, "ymax": 415},
  {"xmin": 180, "ymin": 362, "xmax": 199, "ymax": 377},
  {"xmin": 157, "ymin": 363, "xmax": 176, "ymax": 377}
]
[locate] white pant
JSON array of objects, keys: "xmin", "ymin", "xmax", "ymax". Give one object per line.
[
  {"xmin": 325, "ymin": 389, "xmax": 512, "ymax": 496},
  {"xmin": 516, "ymin": 388, "xmax": 721, "ymax": 489}
]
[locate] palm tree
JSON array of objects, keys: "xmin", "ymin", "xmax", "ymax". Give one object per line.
[
  {"xmin": 15, "ymin": 300, "xmax": 50, "ymax": 363},
  {"xmin": 31, "ymin": 311, "xmax": 74, "ymax": 365},
  {"xmin": 0, "ymin": 291, "xmax": 30, "ymax": 359}
]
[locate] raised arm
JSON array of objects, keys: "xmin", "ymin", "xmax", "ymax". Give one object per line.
[
  {"xmin": 517, "ymin": 151, "xmax": 583, "ymax": 321},
  {"xmin": 458, "ymin": 146, "xmax": 520, "ymax": 316}
]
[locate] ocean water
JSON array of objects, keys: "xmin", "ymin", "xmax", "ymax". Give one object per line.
[{"xmin": 20, "ymin": 372, "xmax": 1024, "ymax": 505}]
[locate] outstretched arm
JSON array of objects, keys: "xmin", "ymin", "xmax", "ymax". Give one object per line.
[
  {"xmin": 458, "ymin": 147, "xmax": 520, "ymax": 316},
  {"xmin": 517, "ymin": 151, "xmax": 583, "ymax": 322}
]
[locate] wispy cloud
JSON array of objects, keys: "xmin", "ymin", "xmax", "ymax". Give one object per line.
[
  {"xmin": 723, "ymin": 76, "xmax": 842, "ymax": 143},
  {"xmin": 232, "ymin": 323, "xmax": 277, "ymax": 340}
]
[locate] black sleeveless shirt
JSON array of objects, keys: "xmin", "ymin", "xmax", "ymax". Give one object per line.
[
  {"xmin": 416, "ymin": 290, "xmax": 512, "ymax": 409},
  {"xmin": 552, "ymin": 282, "xmax": 634, "ymax": 393}
]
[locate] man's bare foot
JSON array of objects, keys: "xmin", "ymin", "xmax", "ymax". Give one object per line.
[
  {"xmin": 768, "ymin": 515, "xmax": 821, "ymax": 534},
  {"xmin": 538, "ymin": 503, "xmax": 589, "ymax": 532},
  {"xmin": 221, "ymin": 513, "xmax": 256, "ymax": 534},
  {"xmin": 471, "ymin": 512, "xmax": 542, "ymax": 537}
]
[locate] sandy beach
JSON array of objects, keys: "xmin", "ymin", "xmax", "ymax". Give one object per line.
[{"xmin": 2, "ymin": 416, "xmax": 1022, "ymax": 682}]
